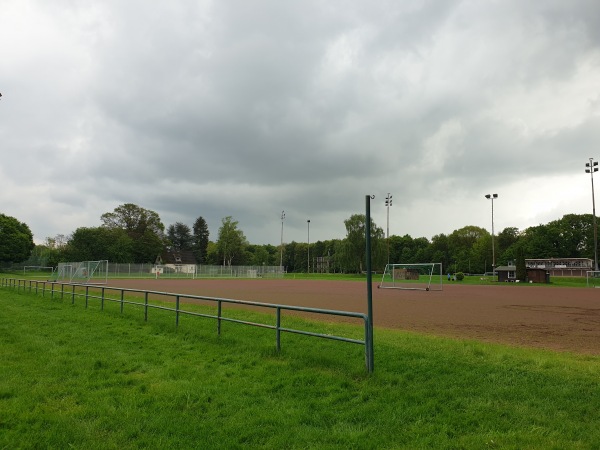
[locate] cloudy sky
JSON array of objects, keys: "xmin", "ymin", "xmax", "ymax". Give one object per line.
[{"xmin": 2, "ymin": 1, "xmax": 600, "ymax": 246}]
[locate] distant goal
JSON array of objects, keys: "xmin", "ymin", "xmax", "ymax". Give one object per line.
[
  {"xmin": 586, "ymin": 271, "xmax": 600, "ymax": 288},
  {"xmin": 54, "ymin": 260, "xmax": 108, "ymax": 284},
  {"xmin": 378, "ymin": 263, "xmax": 443, "ymax": 291}
]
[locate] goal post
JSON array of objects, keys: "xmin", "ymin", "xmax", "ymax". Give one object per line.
[
  {"xmin": 54, "ymin": 260, "xmax": 108, "ymax": 284},
  {"xmin": 586, "ymin": 270, "xmax": 600, "ymax": 288},
  {"xmin": 378, "ymin": 263, "xmax": 443, "ymax": 291},
  {"xmin": 23, "ymin": 266, "xmax": 55, "ymax": 279}
]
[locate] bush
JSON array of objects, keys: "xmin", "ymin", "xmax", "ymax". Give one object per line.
[{"xmin": 455, "ymin": 272, "xmax": 465, "ymax": 281}]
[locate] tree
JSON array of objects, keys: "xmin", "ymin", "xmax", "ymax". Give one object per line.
[
  {"xmin": 65, "ymin": 227, "xmax": 132, "ymax": 263},
  {"xmin": 216, "ymin": 216, "xmax": 248, "ymax": 266},
  {"xmin": 340, "ymin": 214, "xmax": 384, "ymax": 273},
  {"xmin": 448, "ymin": 225, "xmax": 489, "ymax": 273},
  {"xmin": 100, "ymin": 203, "xmax": 165, "ymax": 263},
  {"xmin": 429, "ymin": 233, "xmax": 449, "ymax": 271},
  {"xmin": 516, "ymin": 244, "xmax": 527, "ymax": 281},
  {"xmin": 101, "ymin": 203, "xmax": 165, "ymax": 238},
  {"xmin": 192, "ymin": 216, "xmax": 210, "ymax": 263},
  {"xmin": 0, "ymin": 214, "xmax": 34, "ymax": 265},
  {"xmin": 167, "ymin": 222, "xmax": 193, "ymax": 251}
]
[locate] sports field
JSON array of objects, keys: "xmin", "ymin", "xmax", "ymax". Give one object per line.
[{"xmin": 108, "ymin": 278, "xmax": 600, "ymax": 355}]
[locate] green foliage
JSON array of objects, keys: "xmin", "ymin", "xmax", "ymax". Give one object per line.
[
  {"xmin": 516, "ymin": 245, "xmax": 527, "ymax": 281},
  {"xmin": 166, "ymin": 222, "xmax": 193, "ymax": 251},
  {"xmin": 455, "ymin": 271, "xmax": 465, "ymax": 281},
  {"xmin": 64, "ymin": 227, "xmax": 132, "ymax": 263},
  {"xmin": 0, "ymin": 213, "xmax": 34, "ymax": 265},
  {"xmin": 192, "ymin": 216, "xmax": 210, "ymax": 263},
  {"xmin": 100, "ymin": 203, "xmax": 166, "ymax": 263},
  {"xmin": 340, "ymin": 214, "xmax": 385, "ymax": 273},
  {"xmin": 216, "ymin": 216, "xmax": 248, "ymax": 266},
  {"xmin": 1, "ymin": 288, "xmax": 600, "ymax": 449}
]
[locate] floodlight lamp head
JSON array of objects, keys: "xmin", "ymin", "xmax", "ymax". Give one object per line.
[
  {"xmin": 493, "ymin": 193, "xmax": 498, "ymax": 198},
  {"xmin": 485, "ymin": 194, "xmax": 491, "ymax": 199}
]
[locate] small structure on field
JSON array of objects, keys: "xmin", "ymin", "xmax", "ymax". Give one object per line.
[
  {"xmin": 393, "ymin": 268, "xmax": 420, "ymax": 280},
  {"xmin": 495, "ymin": 265, "xmax": 550, "ymax": 283}
]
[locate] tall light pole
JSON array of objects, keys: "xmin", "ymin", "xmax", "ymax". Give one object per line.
[
  {"xmin": 280, "ymin": 211, "xmax": 285, "ymax": 269},
  {"xmin": 385, "ymin": 193, "xmax": 392, "ymax": 265},
  {"xmin": 485, "ymin": 194, "xmax": 498, "ymax": 278},
  {"xmin": 307, "ymin": 219, "xmax": 311, "ymax": 274},
  {"xmin": 586, "ymin": 158, "xmax": 599, "ymax": 271}
]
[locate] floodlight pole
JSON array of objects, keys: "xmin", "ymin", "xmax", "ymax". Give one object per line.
[
  {"xmin": 307, "ymin": 219, "xmax": 311, "ymax": 274},
  {"xmin": 365, "ymin": 194, "xmax": 375, "ymax": 373},
  {"xmin": 280, "ymin": 211, "xmax": 285, "ymax": 269},
  {"xmin": 385, "ymin": 193, "xmax": 392, "ymax": 265},
  {"xmin": 485, "ymin": 194, "xmax": 498, "ymax": 279},
  {"xmin": 586, "ymin": 158, "xmax": 599, "ymax": 271}
]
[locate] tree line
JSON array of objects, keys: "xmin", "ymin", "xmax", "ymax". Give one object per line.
[{"xmin": 4, "ymin": 203, "xmax": 600, "ymax": 274}]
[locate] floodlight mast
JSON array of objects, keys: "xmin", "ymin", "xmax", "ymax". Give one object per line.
[
  {"xmin": 585, "ymin": 158, "xmax": 599, "ymax": 271},
  {"xmin": 485, "ymin": 194, "xmax": 498, "ymax": 279}
]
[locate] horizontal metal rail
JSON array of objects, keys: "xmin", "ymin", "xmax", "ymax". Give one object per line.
[{"xmin": 1, "ymin": 278, "xmax": 373, "ymax": 372}]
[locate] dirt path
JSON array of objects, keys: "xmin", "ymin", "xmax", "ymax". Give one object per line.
[{"xmin": 108, "ymin": 278, "xmax": 600, "ymax": 355}]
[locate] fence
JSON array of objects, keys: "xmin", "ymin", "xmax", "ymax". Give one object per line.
[
  {"xmin": 1, "ymin": 278, "xmax": 373, "ymax": 372},
  {"xmin": 101, "ymin": 263, "xmax": 284, "ymax": 279}
]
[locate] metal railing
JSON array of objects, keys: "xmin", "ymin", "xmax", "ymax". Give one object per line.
[{"xmin": 1, "ymin": 278, "xmax": 373, "ymax": 372}]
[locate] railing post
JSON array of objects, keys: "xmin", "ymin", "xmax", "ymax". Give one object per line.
[
  {"xmin": 51, "ymin": 282, "xmax": 55, "ymax": 299},
  {"xmin": 144, "ymin": 292, "xmax": 149, "ymax": 321},
  {"xmin": 217, "ymin": 300, "xmax": 222, "ymax": 335},
  {"xmin": 85, "ymin": 286, "xmax": 89, "ymax": 309},
  {"xmin": 72, "ymin": 285, "xmax": 76, "ymax": 304},
  {"xmin": 364, "ymin": 318, "xmax": 372, "ymax": 373},
  {"xmin": 42, "ymin": 282, "xmax": 46, "ymax": 297},
  {"xmin": 61, "ymin": 283, "xmax": 64, "ymax": 300},
  {"xmin": 175, "ymin": 295, "xmax": 180, "ymax": 327},
  {"xmin": 101, "ymin": 287, "xmax": 105, "ymax": 310},
  {"xmin": 120, "ymin": 290, "xmax": 124, "ymax": 314},
  {"xmin": 276, "ymin": 307, "xmax": 281, "ymax": 352}
]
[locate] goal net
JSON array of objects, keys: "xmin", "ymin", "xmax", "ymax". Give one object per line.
[
  {"xmin": 586, "ymin": 270, "xmax": 600, "ymax": 288},
  {"xmin": 23, "ymin": 266, "xmax": 55, "ymax": 279},
  {"xmin": 379, "ymin": 263, "xmax": 443, "ymax": 291},
  {"xmin": 54, "ymin": 260, "xmax": 109, "ymax": 284}
]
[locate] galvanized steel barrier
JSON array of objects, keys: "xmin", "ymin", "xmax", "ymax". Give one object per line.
[{"xmin": 1, "ymin": 278, "xmax": 374, "ymax": 372}]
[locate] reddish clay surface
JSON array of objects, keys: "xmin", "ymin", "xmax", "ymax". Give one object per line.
[{"xmin": 108, "ymin": 278, "xmax": 600, "ymax": 355}]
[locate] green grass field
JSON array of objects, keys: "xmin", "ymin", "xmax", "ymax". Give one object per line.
[
  {"xmin": 1, "ymin": 285, "xmax": 600, "ymax": 449},
  {"xmin": 5, "ymin": 267, "xmax": 593, "ymax": 288}
]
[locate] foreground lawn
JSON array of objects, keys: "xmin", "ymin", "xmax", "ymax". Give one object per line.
[{"xmin": 1, "ymin": 287, "xmax": 599, "ymax": 449}]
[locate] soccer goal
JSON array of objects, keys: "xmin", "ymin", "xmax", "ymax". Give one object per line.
[
  {"xmin": 23, "ymin": 266, "xmax": 55, "ymax": 279},
  {"xmin": 586, "ymin": 271, "xmax": 600, "ymax": 288},
  {"xmin": 379, "ymin": 263, "xmax": 443, "ymax": 291},
  {"xmin": 55, "ymin": 260, "xmax": 108, "ymax": 284}
]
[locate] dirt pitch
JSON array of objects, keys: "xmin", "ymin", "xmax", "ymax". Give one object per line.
[{"xmin": 108, "ymin": 278, "xmax": 600, "ymax": 356}]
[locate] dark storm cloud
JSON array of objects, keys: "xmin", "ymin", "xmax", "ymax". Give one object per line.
[{"xmin": 2, "ymin": 0, "xmax": 600, "ymax": 244}]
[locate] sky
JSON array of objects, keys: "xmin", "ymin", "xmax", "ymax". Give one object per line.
[{"xmin": 2, "ymin": 1, "xmax": 600, "ymax": 247}]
